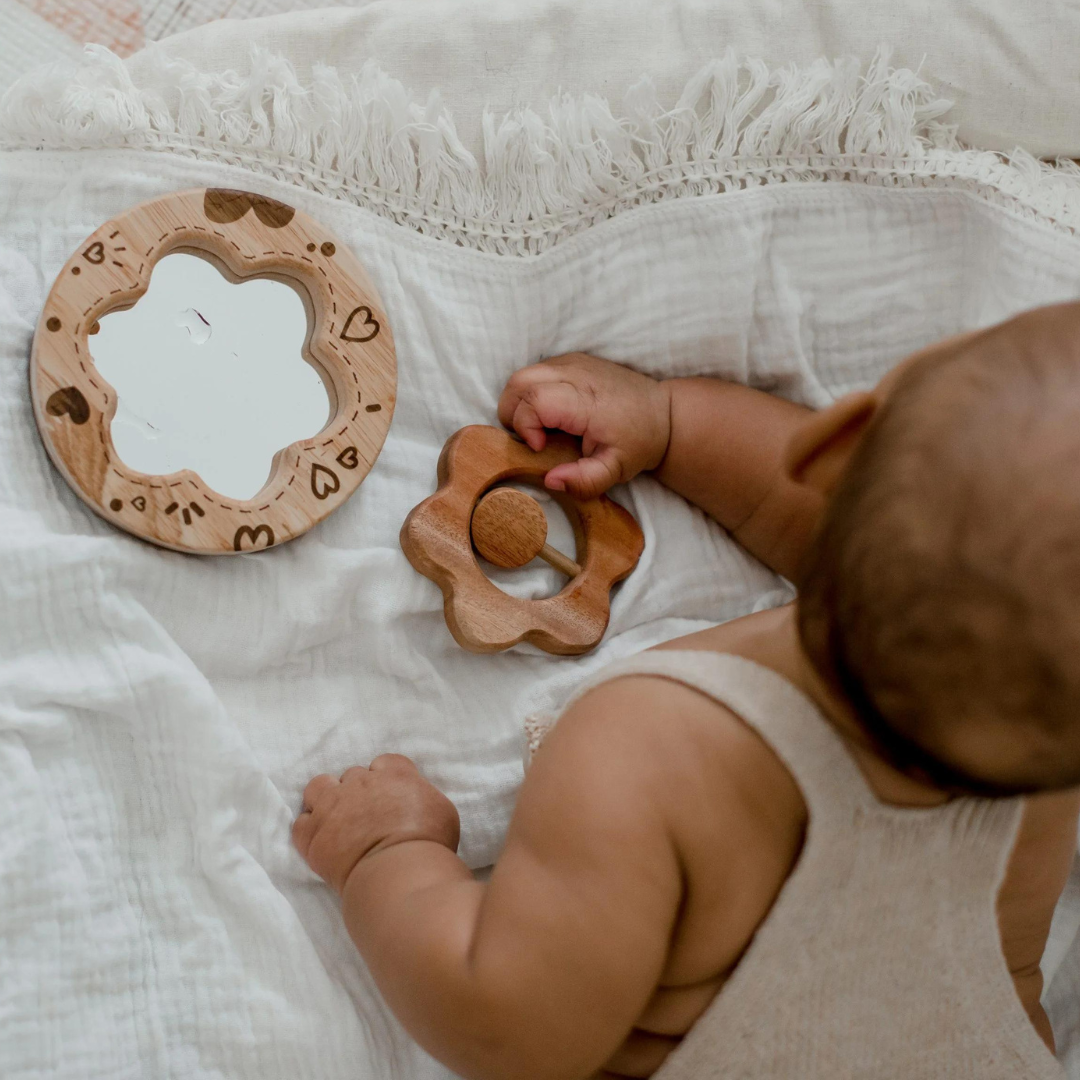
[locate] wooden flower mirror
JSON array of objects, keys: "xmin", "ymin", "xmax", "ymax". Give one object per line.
[{"xmin": 31, "ymin": 188, "xmax": 396, "ymax": 554}]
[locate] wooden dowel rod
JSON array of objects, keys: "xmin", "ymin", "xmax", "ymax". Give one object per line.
[{"xmin": 540, "ymin": 543, "xmax": 582, "ymax": 578}]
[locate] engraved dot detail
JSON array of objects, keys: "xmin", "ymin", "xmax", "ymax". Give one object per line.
[
  {"xmin": 46, "ymin": 317, "xmax": 61, "ymax": 331},
  {"xmin": 109, "ymin": 499, "xmax": 122, "ymax": 511},
  {"xmin": 320, "ymin": 242, "xmax": 336, "ymax": 257},
  {"xmin": 71, "ymin": 266, "xmax": 80, "ymax": 275},
  {"xmin": 306, "ymin": 242, "xmax": 316, "ymax": 252}
]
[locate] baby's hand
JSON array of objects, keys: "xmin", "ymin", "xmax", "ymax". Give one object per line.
[
  {"xmin": 498, "ymin": 353, "xmax": 671, "ymax": 498},
  {"xmin": 292, "ymin": 755, "xmax": 460, "ymax": 895}
]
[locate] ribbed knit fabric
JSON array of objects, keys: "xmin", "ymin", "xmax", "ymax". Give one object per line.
[{"xmin": 538, "ymin": 650, "xmax": 1065, "ymax": 1078}]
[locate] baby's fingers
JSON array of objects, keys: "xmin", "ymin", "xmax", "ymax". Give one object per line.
[
  {"xmin": 500, "ymin": 374, "xmax": 591, "ymax": 450},
  {"xmin": 544, "ymin": 447, "xmax": 624, "ymax": 499},
  {"xmin": 292, "ymin": 807, "xmax": 316, "ymax": 860}
]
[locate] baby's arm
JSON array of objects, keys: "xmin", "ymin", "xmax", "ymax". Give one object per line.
[
  {"xmin": 498, "ymin": 355, "xmax": 821, "ymax": 579},
  {"xmin": 294, "ymin": 708, "xmax": 681, "ymax": 1080},
  {"xmin": 293, "ymin": 681, "xmax": 764, "ymax": 1080}
]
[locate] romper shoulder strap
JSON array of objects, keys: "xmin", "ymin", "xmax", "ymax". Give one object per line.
[{"xmin": 558, "ymin": 649, "xmax": 879, "ymax": 817}]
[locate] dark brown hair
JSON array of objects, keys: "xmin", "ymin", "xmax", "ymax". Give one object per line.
[{"xmin": 797, "ymin": 303, "xmax": 1080, "ymax": 794}]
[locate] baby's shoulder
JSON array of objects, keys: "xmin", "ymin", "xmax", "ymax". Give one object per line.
[{"xmin": 551, "ymin": 668, "xmax": 807, "ymax": 875}]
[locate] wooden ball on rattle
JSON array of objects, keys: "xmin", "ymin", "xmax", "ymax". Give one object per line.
[{"xmin": 471, "ymin": 488, "xmax": 582, "ymax": 577}]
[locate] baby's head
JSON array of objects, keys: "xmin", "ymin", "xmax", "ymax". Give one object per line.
[{"xmin": 795, "ymin": 301, "xmax": 1080, "ymax": 795}]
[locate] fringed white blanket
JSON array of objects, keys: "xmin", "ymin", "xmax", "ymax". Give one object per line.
[{"xmin": 1, "ymin": 40, "xmax": 1079, "ymax": 1080}]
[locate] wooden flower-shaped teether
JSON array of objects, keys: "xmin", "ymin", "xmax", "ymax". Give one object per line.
[
  {"xmin": 31, "ymin": 188, "xmax": 396, "ymax": 554},
  {"xmin": 401, "ymin": 425, "xmax": 644, "ymax": 655}
]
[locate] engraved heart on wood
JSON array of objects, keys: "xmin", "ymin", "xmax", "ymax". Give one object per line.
[
  {"xmin": 45, "ymin": 386, "xmax": 90, "ymax": 425},
  {"xmin": 310, "ymin": 463, "xmax": 341, "ymax": 500},
  {"xmin": 340, "ymin": 306, "xmax": 380, "ymax": 343},
  {"xmin": 203, "ymin": 189, "xmax": 296, "ymax": 229},
  {"xmin": 336, "ymin": 446, "xmax": 359, "ymax": 470},
  {"xmin": 233, "ymin": 524, "xmax": 275, "ymax": 551}
]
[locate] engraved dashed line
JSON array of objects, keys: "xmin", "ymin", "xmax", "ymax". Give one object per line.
[
  {"xmin": 318, "ymin": 266, "xmax": 327, "ymax": 278},
  {"xmin": 327, "ymin": 282, "xmax": 334, "ymax": 295},
  {"xmin": 239, "ymin": 508, "xmax": 252, "ymax": 514},
  {"xmin": 169, "ymin": 481, "xmax": 182, "ymax": 488},
  {"xmin": 263, "ymin": 250, "xmax": 275, "ymax": 256},
  {"xmin": 173, "ymin": 226, "xmax": 184, "ymax": 233},
  {"xmin": 257, "ymin": 503, "xmax": 270, "ymax": 511},
  {"xmin": 288, "ymin": 476, "xmax": 296, "ymax": 487},
  {"xmin": 301, "ymin": 255, "xmax": 313, "ymax": 264},
  {"xmin": 295, "ymin": 456, "xmax": 301, "ymax": 467},
  {"xmin": 213, "ymin": 231, "xmax": 225, "ymax": 239},
  {"xmin": 109, "ymin": 288, "xmax": 121, "ymax": 295},
  {"xmin": 137, "ymin": 262, "xmax": 144, "ymax": 275},
  {"xmin": 114, "ymin": 246, "xmax": 126, "ymax": 251},
  {"xmin": 157, "ymin": 232, "xmax": 169, "ymax": 242},
  {"xmin": 351, "ymin": 409, "xmax": 359, "ymax": 420},
  {"xmin": 274, "ymin": 492, "xmax": 284, "ymax": 500},
  {"xmin": 130, "ymin": 479, "xmax": 144, "ymax": 486},
  {"xmin": 282, "ymin": 250, "xmax": 295, "ymax": 257},
  {"xmin": 352, "ymin": 372, "xmax": 358, "ymax": 383},
  {"xmin": 112, "ymin": 261, "xmax": 124, "ymax": 268},
  {"xmin": 74, "ymin": 342, "xmax": 79, "ymax": 354},
  {"xmin": 88, "ymin": 378, "xmax": 99, "ymax": 389},
  {"xmin": 112, "ymin": 468, "xmax": 124, "ymax": 479},
  {"xmin": 244, "ymin": 254, "xmax": 255, "ymax": 260},
  {"xmin": 193, "ymin": 225, "xmax": 207, "ymax": 232},
  {"xmin": 329, "ymin": 322, "xmax": 335, "ymax": 335},
  {"xmin": 229, "ymin": 240, "xmax": 240, "ymax": 252},
  {"xmin": 220, "ymin": 504, "xmax": 233, "ymax": 510},
  {"xmin": 337, "ymin": 426, "xmax": 348, "ymax": 435},
  {"xmin": 79, "ymin": 361, "xmax": 87, "ymax": 372},
  {"xmin": 321, "ymin": 439, "xmax": 333, "ymax": 447},
  {"xmin": 109, "ymin": 230, "xmax": 120, "ymax": 239},
  {"xmin": 149, "ymin": 484, "xmax": 162, "ymax": 489},
  {"xmin": 357, "ymin": 391, "xmax": 363, "ymax": 402},
  {"xmin": 203, "ymin": 494, "xmax": 215, "ymax": 504},
  {"xmin": 332, "ymin": 301, "xmax": 337, "ymax": 314}
]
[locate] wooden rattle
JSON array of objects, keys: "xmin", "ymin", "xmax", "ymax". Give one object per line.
[
  {"xmin": 400, "ymin": 425, "xmax": 644, "ymax": 655},
  {"xmin": 31, "ymin": 188, "xmax": 396, "ymax": 554}
]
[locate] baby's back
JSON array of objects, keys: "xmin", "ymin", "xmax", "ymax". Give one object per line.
[{"xmin": 548, "ymin": 607, "xmax": 1079, "ymax": 1078}]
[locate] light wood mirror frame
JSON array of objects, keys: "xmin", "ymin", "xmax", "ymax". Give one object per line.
[{"xmin": 31, "ymin": 187, "xmax": 396, "ymax": 554}]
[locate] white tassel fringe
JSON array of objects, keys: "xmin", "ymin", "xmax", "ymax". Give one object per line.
[{"xmin": 2, "ymin": 43, "xmax": 1080, "ymax": 255}]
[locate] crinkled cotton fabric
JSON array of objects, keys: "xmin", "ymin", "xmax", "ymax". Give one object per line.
[{"xmin": 2, "ymin": 143, "xmax": 1080, "ymax": 1077}]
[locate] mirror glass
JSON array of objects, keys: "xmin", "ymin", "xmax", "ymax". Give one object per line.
[
  {"xmin": 89, "ymin": 253, "xmax": 330, "ymax": 499},
  {"xmin": 479, "ymin": 482, "xmax": 578, "ymax": 599}
]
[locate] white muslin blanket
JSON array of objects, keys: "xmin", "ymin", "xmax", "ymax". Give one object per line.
[{"xmin": 1, "ymin": 42, "xmax": 1080, "ymax": 1080}]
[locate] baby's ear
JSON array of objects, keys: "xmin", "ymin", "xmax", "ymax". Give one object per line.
[{"xmin": 785, "ymin": 391, "xmax": 878, "ymax": 497}]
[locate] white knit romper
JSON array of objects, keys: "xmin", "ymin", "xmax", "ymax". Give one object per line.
[{"xmin": 527, "ymin": 650, "xmax": 1065, "ymax": 1079}]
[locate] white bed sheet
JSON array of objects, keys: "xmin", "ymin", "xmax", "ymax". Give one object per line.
[{"xmin": 2, "ymin": 148, "xmax": 1080, "ymax": 1077}]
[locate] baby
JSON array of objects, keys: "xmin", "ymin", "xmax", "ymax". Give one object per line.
[{"xmin": 293, "ymin": 302, "xmax": 1080, "ymax": 1079}]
